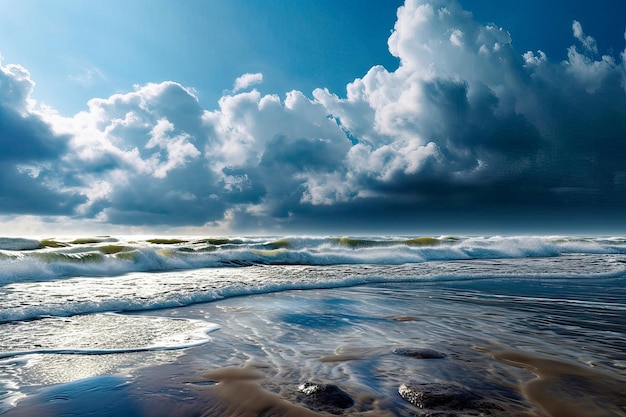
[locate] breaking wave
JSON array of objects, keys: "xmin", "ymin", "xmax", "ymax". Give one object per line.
[{"xmin": 1, "ymin": 235, "xmax": 626, "ymax": 285}]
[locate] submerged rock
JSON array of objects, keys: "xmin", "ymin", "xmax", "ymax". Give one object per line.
[
  {"xmin": 297, "ymin": 382, "xmax": 354, "ymax": 414},
  {"xmin": 393, "ymin": 347, "xmax": 447, "ymax": 359},
  {"xmin": 398, "ymin": 383, "xmax": 478, "ymax": 409},
  {"xmin": 388, "ymin": 315, "xmax": 421, "ymax": 322},
  {"xmin": 398, "ymin": 383, "xmax": 503, "ymax": 415}
]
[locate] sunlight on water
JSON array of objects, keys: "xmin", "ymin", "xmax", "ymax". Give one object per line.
[{"xmin": 0, "ymin": 313, "xmax": 219, "ymax": 357}]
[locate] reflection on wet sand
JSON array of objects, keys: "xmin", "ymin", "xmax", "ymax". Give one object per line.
[
  {"xmin": 3, "ymin": 280, "xmax": 625, "ymax": 417},
  {"xmin": 495, "ymin": 350, "xmax": 626, "ymax": 417},
  {"xmin": 199, "ymin": 366, "xmax": 322, "ymax": 417}
]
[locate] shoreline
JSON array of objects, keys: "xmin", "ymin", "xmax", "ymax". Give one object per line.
[{"xmin": 3, "ymin": 281, "xmax": 625, "ymax": 416}]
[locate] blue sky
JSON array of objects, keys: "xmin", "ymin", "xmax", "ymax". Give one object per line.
[
  {"xmin": 0, "ymin": 0, "xmax": 403, "ymax": 115},
  {"xmin": 0, "ymin": 0, "xmax": 625, "ymax": 235}
]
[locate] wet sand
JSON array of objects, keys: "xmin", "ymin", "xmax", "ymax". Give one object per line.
[
  {"xmin": 3, "ymin": 280, "xmax": 626, "ymax": 416},
  {"xmin": 494, "ymin": 351, "xmax": 626, "ymax": 417}
]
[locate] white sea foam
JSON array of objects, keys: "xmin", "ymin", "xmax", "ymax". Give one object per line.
[
  {"xmin": 1, "ymin": 235, "xmax": 625, "ymax": 287},
  {"xmin": 1, "ymin": 235, "xmax": 626, "ymax": 324},
  {"xmin": 0, "ymin": 313, "xmax": 219, "ymax": 359},
  {"xmin": 0, "ymin": 312, "xmax": 220, "ymax": 413},
  {"xmin": 1, "ymin": 253, "xmax": 625, "ymax": 324}
]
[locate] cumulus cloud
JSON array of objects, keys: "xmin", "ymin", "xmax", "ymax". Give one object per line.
[
  {"xmin": 38, "ymin": 77, "xmax": 353, "ymax": 227},
  {"xmin": 0, "ymin": 58, "xmax": 85, "ymax": 215},
  {"xmin": 232, "ymin": 72, "xmax": 264, "ymax": 93},
  {"xmin": 1, "ymin": 0, "xmax": 626, "ymax": 232},
  {"xmin": 50, "ymin": 81, "xmax": 229, "ymax": 225}
]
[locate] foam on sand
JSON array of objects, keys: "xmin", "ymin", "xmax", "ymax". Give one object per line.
[{"xmin": 0, "ymin": 313, "xmax": 219, "ymax": 359}]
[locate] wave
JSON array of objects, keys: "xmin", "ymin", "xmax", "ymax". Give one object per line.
[
  {"xmin": 1, "ymin": 235, "xmax": 626, "ymax": 285},
  {"xmin": 0, "ymin": 238, "xmax": 43, "ymax": 251},
  {"xmin": 2, "ymin": 252, "xmax": 625, "ymax": 324}
]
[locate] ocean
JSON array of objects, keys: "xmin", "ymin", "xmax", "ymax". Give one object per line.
[{"xmin": 0, "ymin": 235, "xmax": 624, "ymax": 416}]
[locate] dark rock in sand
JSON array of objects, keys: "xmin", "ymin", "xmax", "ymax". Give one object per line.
[
  {"xmin": 297, "ymin": 382, "xmax": 354, "ymax": 414},
  {"xmin": 398, "ymin": 383, "xmax": 504, "ymax": 415},
  {"xmin": 398, "ymin": 383, "xmax": 478, "ymax": 409},
  {"xmin": 393, "ymin": 347, "xmax": 447, "ymax": 359}
]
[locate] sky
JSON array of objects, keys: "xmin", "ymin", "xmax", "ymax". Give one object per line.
[{"xmin": 0, "ymin": 0, "xmax": 625, "ymax": 236}]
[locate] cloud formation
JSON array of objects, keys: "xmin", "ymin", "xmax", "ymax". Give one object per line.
[
  {"xmin": 1, "ymin": 0, "xmax": 626, "ymax": 233},
  {"xmin": 232, "ymin": 72, "xmax": 264, "ymax": 93},
  {"xmin": 0, "ymin": 59, "xmax": 85, "ymax": 215}
]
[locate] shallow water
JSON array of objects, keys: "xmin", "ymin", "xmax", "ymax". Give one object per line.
[{"xmin": 3, "ymin": 275, "xmax": 625, "ymax": 416}]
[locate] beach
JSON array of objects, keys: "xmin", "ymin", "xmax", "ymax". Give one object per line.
[
  {"xmin": 1, "ymin": 236, "xmax": 625, "ymax": 416},
  {"xmin": 2, "ymin": 0, "xmax": 626, "ymax": 414}
]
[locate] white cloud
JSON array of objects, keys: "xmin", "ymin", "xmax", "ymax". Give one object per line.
[
  {"xmin": 232, "ymin": 72, "xmax": 264, "ymax": 93},
  {"xmin": 204, "ymin": 87, "xmax": 348, "ymax": 171},
  {"xmin": 145, "ymin": 118, "xmax": 201, "ymax": 178},
  {"xmin": 572, "ymin": 20, "xmax": 598, "ymax": 53},
  {"xmin": 565, "ymin": 46, "xmax": 616, "ymax": 93},
  {"xmin": 42, "ymin": 81, "xmax": 228, "ymax": 225},
  {"xmin": 523, "ymin": 50, "xmax": 547, "ymax": 66},
  {"xmin": 449, "ymin": 29, "xmax": 464, "ymax": 47},
  {"xmin": 0, "ymin": 58, "xmax": 35, "ymax": 114},
  {"xmin": 299, "ymin": 171, "xmax": 355, "ymax": 205}
]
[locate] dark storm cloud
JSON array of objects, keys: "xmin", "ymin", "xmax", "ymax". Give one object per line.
[
  {"xmin": 0, "ymin": 107, "xmax": 66, "ymax": 161},
  {"xmin": 0, "ymin": 62, "xmax": 85, "ymax": 214},
  {"xmin": 302, "ymin": 0, "xmax": 626, "ymax": 232}
]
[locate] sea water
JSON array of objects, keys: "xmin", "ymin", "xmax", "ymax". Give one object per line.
[{"xmin": 0, "ymin": 236, "xmax": 625, "ymax": 416}]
